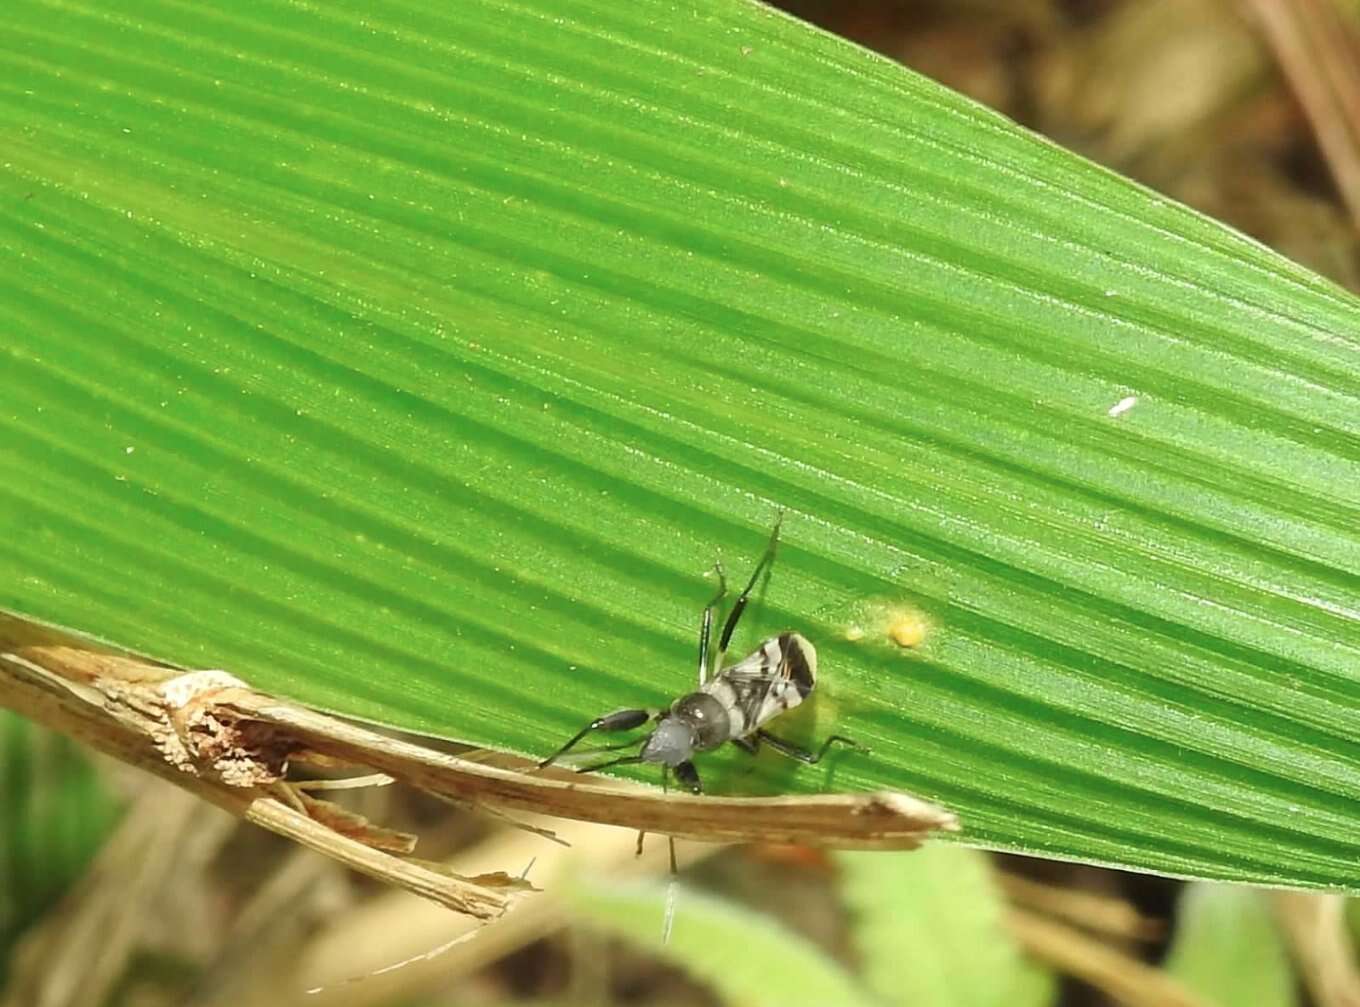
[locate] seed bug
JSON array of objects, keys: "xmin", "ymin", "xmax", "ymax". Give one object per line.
[{"xmin": 539, "ymin": 515, "xmax": 864, "ymax": 793}]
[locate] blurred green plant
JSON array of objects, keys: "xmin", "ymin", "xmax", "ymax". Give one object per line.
[
  {"xmin": 1164, "ymin": 883, "xmax": 1297, "ymax": 1007},
  {"xmin": 568, "ymin": 872, "xmax": 877, "ymax": 1007},
  {"xmin": 572, "ymin": 849, "xmax": 1320, "ymax": 1007},
  {"xmin": 839, "ymin": 846, "xmax": 1053, "ymax": 1007},
  {"xmin": 0, "ymin": 710, "xmax": 122, "ymax": 984},
  {"xmin": 567, "ymin": 846, "xmax": 1053, "ymax": 1007}
]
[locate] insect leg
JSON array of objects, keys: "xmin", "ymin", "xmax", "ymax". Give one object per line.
[
  {"xmin": 673, "ymin": 760, "xmax": 702, "ymax": 793},
  {"xmin": 716, "ymin": 513, "xmax": 784, "ymax": 658},
  {"xmin": 753, "ymin": 729, "xmax": 866, "ymax": 764},
  {"xmin": 697, "ymin": 561, "xmax": 727, "ymax": 687},
  {"xmin": 659, "ymin": 766, "xmax": 680, "ymax": 946},
  {"xmin": 573, "ymin": 753, "xmax": 647, "ymax": 775},
  {"xmin": 537, "ymin": 708, "xmax": 655, "ymax": 768},
  {"xmin": 662, "ymin": 831, "xmax": 679, "ymax": 945},
  {"xmin": 730, "ymin": 737, "xmax": 759, "ymax": 756}
]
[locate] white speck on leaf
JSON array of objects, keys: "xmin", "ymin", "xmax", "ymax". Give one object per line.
[{"xmin": 1107, "ymin": 395, "xmax": 1138, "ymax": 418}]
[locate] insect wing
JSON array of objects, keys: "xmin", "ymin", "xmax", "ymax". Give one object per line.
[{"xmin": 715, "ymin": 634, "xmax": 810, "ymax": 735}]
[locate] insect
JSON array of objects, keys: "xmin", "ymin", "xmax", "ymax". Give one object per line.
[{"xmin": 539, "ymin": 516, "xmax": 863, "ymax": 793}]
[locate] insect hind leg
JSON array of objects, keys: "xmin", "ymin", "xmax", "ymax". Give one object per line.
[
  {"xmin": 754, "ymin": 729, "xmax": 866, "ymax": 765},
  {"xmin": 716, "ymin": 513, "xmax": 784, "ymax": 658},
  {"xmin": 730, "ymin": 736, "xmax": 758, "ymax": 756}
]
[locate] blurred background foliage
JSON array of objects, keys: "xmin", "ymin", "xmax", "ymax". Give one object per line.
[
  {"xmin": 4, "ymin": 0, "xmax": 1360, "ymax": 1005},
  {"xmin": 0, "ymin": 711, "xmax": 122, "ymax": 990}
]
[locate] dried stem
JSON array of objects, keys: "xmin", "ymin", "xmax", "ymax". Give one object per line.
[
  {"xmin": 1272, "ymin": 891, "xmax": 1360, "ymax": 1007},
  {"xmin": 996, "ymin": 870, "xmax": 1163, "ymax": 942},
  {"xmin": 0, "ymin": 612, "xmax": 958, "ymax": 925},
  {"xmin": 1244, "ymin": 0, "xmax": 1360, "ymax": 228},
  {"xmin": 1008, "ymin": 907, "xmax": 1212, "ymax": 1007}
]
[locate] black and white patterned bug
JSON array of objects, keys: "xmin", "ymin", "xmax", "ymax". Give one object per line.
[{"xmin": 539, "ymin": 517, "xmax": 863, "ymax": 793}]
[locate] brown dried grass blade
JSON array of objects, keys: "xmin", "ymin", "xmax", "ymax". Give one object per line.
[{"xmin": 0, "ymin": 612, "xmax": 958, "ymax": 923}]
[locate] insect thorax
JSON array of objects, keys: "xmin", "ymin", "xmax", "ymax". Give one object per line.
[{"xmin": 669, "ymin": 692, "xmax": 731, "ymax": 750}]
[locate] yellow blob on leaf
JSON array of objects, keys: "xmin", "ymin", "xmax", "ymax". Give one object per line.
[
  {"xmin": 887, "ymin": 612, "xmax": 929, "ymax": 649},
  {"xmin": 841, "ymin": 601, "xmax": 932, "ymax": 652}
]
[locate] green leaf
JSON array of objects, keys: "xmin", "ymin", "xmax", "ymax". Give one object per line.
[
  {"xmin": 2, "ymin": 0, "xmax": 1359, "ymax": 888},
  {"xmin": 839, "ymin": 847, "xmax": 1054, "ymax": 1007},
  {"xmin": 0, "ymin": 710, "xmax": 121, "ymax": 983},
  {"xmin": 566, "ymin": 873, "xmax": 875, "ymax": 1007},
  {"xmin": 1164, "ymin": 884, "xmax": 1297, "ymax": 1007}
]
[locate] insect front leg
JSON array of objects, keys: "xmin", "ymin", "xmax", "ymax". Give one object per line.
[
  {"xmin": 537, "ymin": 708, "xmax": 657, "ymax": 768},
  {"xmin": 716, "ymin": 514, "xmax": 784, "ymax": 662},
  {"xmin": 753, "ymin": 729, "xmax": 866, "ymax": 764},
  {"xmin": 673, "ymin": 760, "xmax": 702, "ymax": 793}
]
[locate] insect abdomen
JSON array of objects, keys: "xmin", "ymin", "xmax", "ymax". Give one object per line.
[{"xmin": 695, "ymin": 678, "xmax": 747, "ymax": 744}]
